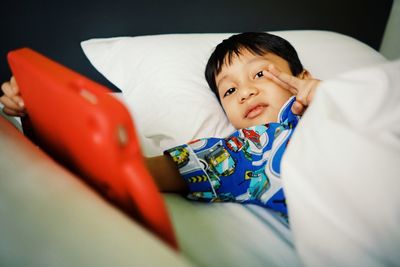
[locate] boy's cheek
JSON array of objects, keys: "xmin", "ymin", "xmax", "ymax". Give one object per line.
[
  {"xmin": 226, "ymin": 110, "xmax": 244, "ymax": 128},
  {"xmin": 221, "ymin": 101, "xmax": 230, "ymax": 113}
]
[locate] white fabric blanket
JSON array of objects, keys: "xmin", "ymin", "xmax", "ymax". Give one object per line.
[{"xmin": 282, "ymin": 59, "xmax": 400, "ymax": 267}]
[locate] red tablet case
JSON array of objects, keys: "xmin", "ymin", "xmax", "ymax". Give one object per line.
[{"xmin": 7, "ymin": 48, "xmax": 178, "ymax": 249}]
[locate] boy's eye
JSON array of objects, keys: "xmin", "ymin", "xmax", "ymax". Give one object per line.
[
  {"xmin": 255, "ymin": 71, "xmax": 264, "ymax": 78},
  {"xmin": 223, "ymin": 87, "xmax": 236, "ymax": 97}
]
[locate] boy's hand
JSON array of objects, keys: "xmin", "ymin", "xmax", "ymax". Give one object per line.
[
  {"xmin": 0, "ymin": 76, "xmax": 26, "ymax": 116},
  {"xmin": 265, "ymin": 65, "xmax": 320, "ymax": 115}
]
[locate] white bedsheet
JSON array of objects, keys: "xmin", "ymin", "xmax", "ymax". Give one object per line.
[
  {"xmin": 164, "ymin": 195, "xmax": 302, "ymax": 267},
  {"xmin": 282, "ymin": 59, "xmax": 400, "ymax": 267}
]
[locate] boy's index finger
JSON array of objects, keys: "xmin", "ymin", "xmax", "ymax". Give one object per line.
[
  {"xmin": 267, "ymin": 64, "xmax": 301, "ymax": 92},
  {"xmin": 264, "ymin": 71, "xmax": 297, "ymax": 95},
  {"xmin": 10, "ymin": 76, "xmax": 20, "ymax": 93}
]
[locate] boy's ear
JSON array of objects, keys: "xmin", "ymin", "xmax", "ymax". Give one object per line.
[{"xmin": 297, "ymin": 69, "xmax": 313, "ymax": 80}]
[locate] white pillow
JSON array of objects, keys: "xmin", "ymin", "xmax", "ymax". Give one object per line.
[{"xmin": 81, "ymin": 30, "xmax": 386, "ymax": 156}]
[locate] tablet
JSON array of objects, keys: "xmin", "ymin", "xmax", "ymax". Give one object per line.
[{"xmin": 7, "ymin": 48, "xmax": 178, "ymax": 249}]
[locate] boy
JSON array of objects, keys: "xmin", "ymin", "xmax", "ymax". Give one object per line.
[{"xmin": 0, "ymin": 32, "xmax": 320, "ymax": 217}]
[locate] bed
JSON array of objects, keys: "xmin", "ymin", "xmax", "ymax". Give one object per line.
[{"xmin": 0, "ymin": 1, "xmax": 398, "ymax": 267}]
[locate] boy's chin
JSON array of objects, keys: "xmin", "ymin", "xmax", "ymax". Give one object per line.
[
  {"xmin": 254, "ymin": 113, "xmax": 277, "ymax": 125},
  {"xmin": 236, "ymin": 115, "xmax": 277, "ymax": 129}
]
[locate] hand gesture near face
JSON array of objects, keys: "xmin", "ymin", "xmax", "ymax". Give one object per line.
[
  {"xmin": 0, "ymin": 76, "xmax": 26, "ymax": 116},
  {"xmin": 265, "ymin": 64, "xmax": 320, "ymax": 115}
]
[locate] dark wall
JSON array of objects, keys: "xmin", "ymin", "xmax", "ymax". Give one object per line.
[{"xmin": 1, "ymin": 0, "xmax": 393, "ymax": 91}]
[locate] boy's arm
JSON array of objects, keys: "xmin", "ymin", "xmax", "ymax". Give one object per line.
[{"xmin": 145, "ymin": 155, "xmax": 189, "ymax": 193}]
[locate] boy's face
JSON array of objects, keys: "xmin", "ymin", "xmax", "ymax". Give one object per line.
[{"xmin": 216, "ymin": 49, "xmax": 296, "ymax": 129}]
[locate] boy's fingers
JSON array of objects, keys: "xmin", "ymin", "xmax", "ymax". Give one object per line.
[
  {"xmin": 308, "ymin": 83, "xmax": 318, "ymax": 103},
  {"xmin": 291, "ymin": 101, "xmax": 305, "ymax": 115},
  {"xmin": 4, "ymin": 107, "xmax": 26, "ymax": 117},
  {"xmin": 1, "ymin": 82, "xmax": 17, "ymax": 97},
  {"xmin": 10, "ymin": 76, "xmax": 19, "ymax": 93},
  {"xmin": 1, "ymin": 80, "xmax": 24, "ymax": 108},
  {"xmin": 1, "ymin": 82, "xmax": 11, "ymax": 96},
  {"xmin": 298, "ymin": 80, "xmax": 320, "ymax": 106},
  {"xmin": 295, "ymin": 85, "xmax": 311, "ymax": 106},
  {"xmin": 12, "ymin": 95, "xmax": 25, "ymax": 108},
  {"xmin": 2, "ymin": 106, "xmax": 25, "ymax": 117},
  {"xmin": 267, "ymin": 64, "xmax": 302, "ymax": 92},
  {"xmin": 0, "ymin": 95, "xmax": 22, "ymax": 111},
  {"xmin": 263, "ymin": 71, "xmax": 298, "ymax": 95}
]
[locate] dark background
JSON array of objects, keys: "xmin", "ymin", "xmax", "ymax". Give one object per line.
[{"xmin": 1, "ymin": 0, "xmax": 393, "ymax": 92}]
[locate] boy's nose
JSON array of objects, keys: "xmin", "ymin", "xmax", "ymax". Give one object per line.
[{"xmin": 239, "ymin": 86, "xmax": 258, "ymax": 103}]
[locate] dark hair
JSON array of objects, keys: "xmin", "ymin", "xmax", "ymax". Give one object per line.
[{"xmin": 205, "ymin": 32, "xmax": 304, "ymax": 101}]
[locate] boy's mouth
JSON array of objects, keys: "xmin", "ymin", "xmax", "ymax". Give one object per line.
[{"xmin": 245, "ymin": 104, "xmax": 267, "ymax": 119}]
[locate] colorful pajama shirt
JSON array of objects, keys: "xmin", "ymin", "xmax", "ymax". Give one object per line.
[{"xmin": 165, "ymin": 97, "xmax": 300, "ymax": 216}]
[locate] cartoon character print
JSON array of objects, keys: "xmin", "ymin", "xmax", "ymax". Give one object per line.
[
  {"xmin": 202, "ymin": 160, "xmax": 222, "ymax": 191},
  {"xmin": 194, "ymin": 140, "xmax": 254, "ymax": 202},
  {"xmin": 168, "ymin": 145, "xmax": 190, "ymax": 168},
  {"xmin": 240, "ymin": 126, "xmax": 269, "ymax": 158},
  {"xmin": 242, "ymin": 128, "xmax": 263, "ymax": 149},
  {"xmin": 188, "ymin": 191, "xmax": 236, "ymax": 202},
  {"xmin": 204, "ymin": 143, "xmax": 236, "ymax": 177},
  {"xmin": 226, "ymin": 136, "xmax": 244, "ymax": 152},
  {"xmin": 175, "ymin": 139, "xmax": 238, "ymax": 202},
  {"xmin": 187, "ymin": 191, "xmax": 215, "ymax": 201},
  {"xmin": 226, "ymin": 125, "xmax": 270, "ymax": 162},
  {"xmin": 226, "ymin": 135, "xmax": 252, "ymax": 161},
  {"xmin": 245, "ymin": 168, "xmax": 270, "ymax": 200}
]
